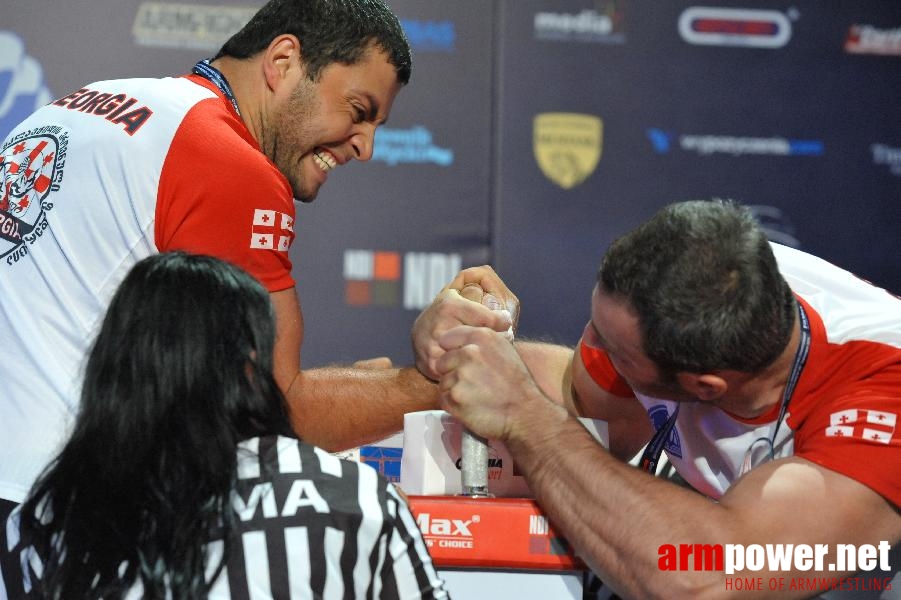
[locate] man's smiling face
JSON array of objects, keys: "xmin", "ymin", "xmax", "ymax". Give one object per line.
[{"xmin": 264, "ymin": 44, "xmax": 401, "ymax": 202}]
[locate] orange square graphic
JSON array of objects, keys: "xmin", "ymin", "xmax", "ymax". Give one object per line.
[
  {"xmin": 373, "ymin": 251, "xmax": 401, "ymax": 280},
  {"xmin": 345, "ymin": 280, "xmax": 371, "ymax": 306}
]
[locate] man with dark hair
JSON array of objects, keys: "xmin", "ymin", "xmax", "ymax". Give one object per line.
[
  {"xmin": 0, "ymin": 0, "xmax": 465, "ymax": 531},
  {"xmin": 414, "ymin": 200, "xmax": 901, "ymax": 598}
]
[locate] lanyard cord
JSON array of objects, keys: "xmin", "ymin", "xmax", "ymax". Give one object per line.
[
  {"xmin": 770, "ymin": 301, "xmax": 811, "ymax": 446},
  {"xmin": 640, "ymin": 301, "xmax": 811, "ymax": 474},
  {"xmin": 192, "ymin": 59, "xmax": 241, "ymax": 117},
  {"xmin": 640, "ymin": 404, "xmax": 679, "ymax": 474}
]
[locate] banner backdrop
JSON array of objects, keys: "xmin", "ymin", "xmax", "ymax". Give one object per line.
[
  {"xmin": 3, "ymin": 1, "xmax": 899, "ymax": 367},
  {"xmin": 493, "ymin": 0, "xmax": 901, "ymax": 344}
]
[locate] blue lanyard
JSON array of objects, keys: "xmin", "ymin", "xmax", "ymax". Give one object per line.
[
  {"xmin": 192, "ymin": 59, "xmax": 241, "ymax": 116},
  {"xmin": 771, "ymin": 301, "xmax": 810, "ymax": 444},
  {"xmin": 640, "ymin": 301, "xmax": 811, "ymax": 474},
  {"xmin": 640, "ymin": 403, "xmax": 680, "ymax": 474}
]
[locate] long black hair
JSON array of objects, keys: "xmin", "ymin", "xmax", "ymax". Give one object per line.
[{"xmin": 17, "ymin": 252, "xmax": 294, "ymax": 598}]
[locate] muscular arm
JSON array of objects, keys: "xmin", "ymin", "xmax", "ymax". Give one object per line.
[
  {"xmin": 270, "ymin": 287, "xmax": 439, "ymax": 451},
  {"xmin": 411, "ymin": 263, "xmax": 652, "ymax": 458},
  {"xmin": 436, "ymin": 326, "xmax": 901, "ymax": 599},
  {"xmin": 508, "ymin": 401, "xmax": 901, "ymax": 599},
  {"xmin": 515, "ymin": 339, "xmax": 652, "ymax": 460}
]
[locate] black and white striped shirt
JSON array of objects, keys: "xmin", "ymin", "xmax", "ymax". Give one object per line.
[{"xmin": 3, "ymin": 435, "xmax": 451, "ymax": 599}]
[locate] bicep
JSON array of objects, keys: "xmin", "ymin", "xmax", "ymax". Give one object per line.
[
  {"xmin": 269, "ymin": 287, "xmax": 303, "ymax": 392},
  {"xmin": 571, "ymin": 350, "xmax": 652, "ymax": 460},
  {"xmin": 720, "ymin": 456, "xmax": 901, "ymax": 575},
  {"xmin": 514, "ymin": 341, "xmax": 576, "ymax": 407}
]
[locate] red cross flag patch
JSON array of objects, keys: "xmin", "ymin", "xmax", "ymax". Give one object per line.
[
  {"xmin": 825, "ymin": 409, "xmax": 897, "ymax": 444},
  {"xmin": 250, "ymin": 208, "xmax": 293, "ymax": 252}
]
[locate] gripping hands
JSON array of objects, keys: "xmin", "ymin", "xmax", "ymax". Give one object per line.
[{"xmin": 412, "ymin": 265, "xmax": 519, "ymax": 381}]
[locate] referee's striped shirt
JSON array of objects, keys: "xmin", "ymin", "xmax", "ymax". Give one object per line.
[{"xmin": 3, "ymin": 435, "xmax": 450, "ymax": 599}]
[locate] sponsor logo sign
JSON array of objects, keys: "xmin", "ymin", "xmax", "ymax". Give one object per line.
[
  {"xmin": 678, "ymin": 7, "xmax": 793, "ymax": 48},
  {"xmin": 132, "ymin": 2, "xmax": 256, "ymax": 51},
  {"xmin": 534, "ymin": 5, "xmax": 626, "ymax": 44},
  {"xmin": 658, "ymin": 541, "xmax": 894, "ymax": 593},
  {"xmin": 372, "ymin": 126, "xmax": 454, "ymax": 167},
  {"xmin": 400, "ymin": 19, "xmax": 456, "ymax": 53},
  {"xmin": 647, "ymin": 128, "xmax": 823, "ymax": 157},
  {"xmin": 359, "ymin": 447, "xmax": 402, "ymax": 482},
  {"xmin": 845, "ymin": 25, "xmax": 901, "ymax": 56},
  {"xmin": 343, "ymin": 249, "xmax": 461, "ymax": 310},
  {"xmin": 407, "ymin": 496, "xmax": 584, "ymax": 569},
  {"xmin": 533, "ymin": 112, "xmax": 602, "ymax": 189},
  {"xmin": 871, "ymin": 144, "xmax": 901, "ymax": 177}
]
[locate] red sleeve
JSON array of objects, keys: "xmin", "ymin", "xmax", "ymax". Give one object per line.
[
  {"xmin": 578, "ymin": 341, "xmax": 635, "ymax": 398},
  {"xmin": 792, "ymin": 346, "xmax": 901, "ymax": 509},
  {"xmin": 155, "ymin": 95, "xmax": 295, "ymax": 292}
]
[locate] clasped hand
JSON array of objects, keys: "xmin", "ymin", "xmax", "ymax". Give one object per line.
[{"xmin": 413, "ymin": 266, "xmax": 544, "ymax": 441}]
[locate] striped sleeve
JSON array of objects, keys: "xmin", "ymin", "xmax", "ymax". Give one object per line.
[
  {"xmin": 381, "ymin": 484, "xmax": 450, "ymax": 600},
  {"xmin": 225, "ymin": 436, "xmax": 450, "ymax": 600}
]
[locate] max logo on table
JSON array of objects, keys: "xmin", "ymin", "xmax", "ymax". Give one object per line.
[{"xmin": 416, "ymin": 513, "xmax": 478, "ymax": 537}]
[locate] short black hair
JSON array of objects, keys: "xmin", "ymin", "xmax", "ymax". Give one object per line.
[
  {"xmin": 216, "ymin": 0, "xmax": 412, "ymax": 84},
  {"xmin": 598, "ymin": 199, "xmax": 796, "ymax": 379}
]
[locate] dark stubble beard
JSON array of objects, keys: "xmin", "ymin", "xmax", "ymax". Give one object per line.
[{"xmin": 261, "ymin": 78, "xmax": 320, "ymax": 202}]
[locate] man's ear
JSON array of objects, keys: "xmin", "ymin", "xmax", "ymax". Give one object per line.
[
  {"xmin": 676, "ymin": 372, "xmax": 728, "ymax": 402},
  {"xmin": 262, "ymin": 34, "xmax": 303, "ymax": 91}
]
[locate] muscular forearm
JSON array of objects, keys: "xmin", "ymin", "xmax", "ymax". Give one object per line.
[
  {"xmin": 286, "ymin": 365, "xmax": 439, "ymax": 452},
  {"xmin": 504, "ymin": 397, "xmax": 738, "ymax": 600},
  {"xmin": 509, "ymin": 401, "xmax": 901, "ymax": 600}
]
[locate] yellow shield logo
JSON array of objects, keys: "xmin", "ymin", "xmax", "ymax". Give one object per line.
[{"xmin": 533, "ymin": 113, "xmax": 602, "ymax": 189}]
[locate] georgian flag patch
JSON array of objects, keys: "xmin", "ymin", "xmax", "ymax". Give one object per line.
[
  {"xmin": 825, "ymin": 409, "xmax": 897, "ymax": 445},
  {"xmin": 250, "ymin": 209, "xmax": 294, "ymax": 252}
]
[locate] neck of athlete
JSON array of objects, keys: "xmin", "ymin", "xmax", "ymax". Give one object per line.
[
  {"xmin": 714, "ymin": 309, "xmax": 802, "ymax": 420},
  {"xmin": 209, "ymin": 56, "xmax": 266, "ymax": 146}
]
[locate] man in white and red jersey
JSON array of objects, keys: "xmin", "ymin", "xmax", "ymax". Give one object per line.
[
  {"xmin": 0, "ymin": 0, "xmax": 466, "ymax": 527},
  {"xmin": 413, "ymin": 200, "xmax": 901, "ymax": 598}
]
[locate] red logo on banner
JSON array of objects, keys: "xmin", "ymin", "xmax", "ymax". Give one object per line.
[{"xmin": 678, "ymin": 7, "xmax": 793, "ymax": 48}]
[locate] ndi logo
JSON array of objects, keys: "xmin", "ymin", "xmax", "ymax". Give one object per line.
[
  {"xmin": 343, "ymin": 249, "xmax": 461, "ymax": 310},
  {"xmin": 0, "ymin": 32, "xmax": 53, "ymax": 142}
]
